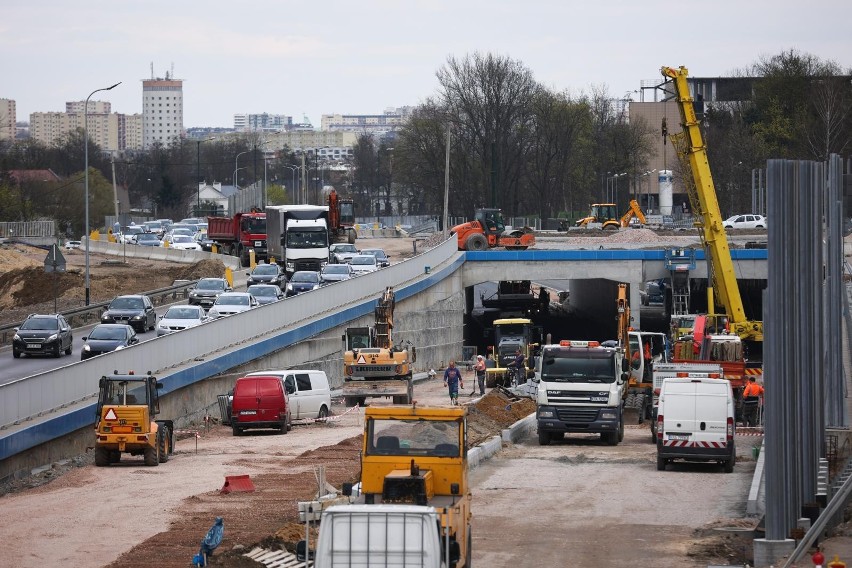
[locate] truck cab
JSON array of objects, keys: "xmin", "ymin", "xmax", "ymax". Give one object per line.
[{"xmin": 535, "ymin": 340, "xmax": 628, "ymax": 446}]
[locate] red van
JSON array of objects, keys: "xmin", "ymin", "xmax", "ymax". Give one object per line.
[{"xmin": 230, "ymin": 375, "xmax": 292, "ymax": 436}]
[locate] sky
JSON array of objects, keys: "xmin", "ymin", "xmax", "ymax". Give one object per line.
[{"xmin": 3, "ymin": 0, "xmax": 851, "ymax": 129}]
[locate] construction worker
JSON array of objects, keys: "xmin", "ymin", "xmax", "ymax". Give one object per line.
[
  {"xmin": 473, "ymin": 355, "xmax": 487, "ymax": 396},
  {"xmin": 508, "ymin": 349, "xmax": 525, "ymax": 385},
  {"xmin": 443, "ymin": 361, "xmax": 463, "ymax": 405},
  {"xmin": 742, "ymin": 376, "xmax": 765, "ymax": 427}
]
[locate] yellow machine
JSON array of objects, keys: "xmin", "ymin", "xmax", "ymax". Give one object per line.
[
  {"xmin": 576, "ymin": 199, "xmax": 647, "ymax": 229},
  {"xmin": 662, "ymin": 66, "xmax": 763, "ymax": 345},
  {"xmin": 94, "ymin": 372, "xmax": 174, "ymax": 467},
  {"xmin": 355, "ymin": 405, "xmax": 472, "ymax": 566},
  {"xmin": 342, "ymin": 287, "xmax": 416, "ymax": 406},
  {"xmin": 484, "ymin": 317, "xmax": 539, "ymax": 387}
]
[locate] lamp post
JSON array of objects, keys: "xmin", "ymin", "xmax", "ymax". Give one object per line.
[
  {"xmin": 84, "ymin": 81, "xmax": 121, "ymax": 306},
  {"xmin": 642, "ymin": 169, "xmax": 657, "ymax": 213},
  {"xmin": 283, "ymin": 165, "xmax": 300, "ymax": 204},
  {"xmin": 196, "ymin": 137, "xmax": 214, "ymax": 215},
  {"xmin": 234, "ymin": 150, "xmax": 251, "ymax": 190}
]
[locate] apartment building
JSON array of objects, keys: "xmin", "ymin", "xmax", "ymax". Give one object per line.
[
  {"xmin": 234, "ymin": 113, "xmax": 293, "ymax": 132},
  {"xmin": 0, "ymin": 99, "xmax": 15, "ymax": 142},
  {"xmin": 142, "ymin": 74, "xmax": 184, "ymax": 149},
  {"xmin": 320, "ymin": 106, "xmax": 414, "ymax": 136}
]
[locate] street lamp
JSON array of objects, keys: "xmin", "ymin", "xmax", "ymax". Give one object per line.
[
  {"xmin": 284, "ymin": 165, "xmax": 301, "ymax": 204},
  {"xmin": 196, "ymin": 137, "xmax": 215, "ymax": 214},
  {"xmin": 234, "ymin": 150, "xmax": 251, "ymax": 190},
  {"xmin": 642, "ymin": 169, "xmax": 657, "ymax": 213},
  {"xmin": 84, "ymin": 81, "xmax": 121, "ymax": 306}
]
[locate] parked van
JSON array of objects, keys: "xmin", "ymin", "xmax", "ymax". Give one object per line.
[
  {"xmin": 245, "ymin": 369, "xmax": 331, "ymax": 421},
  {"xmin": 230, "ymin": 375, "xmax": 292, "ymax": 436},
  {"xmin": 656, "ymin": 375, "xmax": 735, "ymax": 472}
]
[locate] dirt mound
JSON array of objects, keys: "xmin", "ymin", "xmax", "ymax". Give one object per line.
[
  {"xmin": 466, "ymin": 389, "xmax": 536, "ymax": 446},
  {"xmin": 172, "ymin": 259, "xmax": 229, "ymax": 281},
  {"xmin": 0, "ymin": 266, "xmax": 82, "ymax": 310}
]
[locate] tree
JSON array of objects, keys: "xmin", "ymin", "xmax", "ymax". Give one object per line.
[{"xmin": 266, "ymin": 183, "xmax": 288, "ymax": 206}]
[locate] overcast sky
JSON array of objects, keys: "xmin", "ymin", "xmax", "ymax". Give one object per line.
[{"xmin": 3, "ymin": 0, "xmax": 850, "ymax": 129}]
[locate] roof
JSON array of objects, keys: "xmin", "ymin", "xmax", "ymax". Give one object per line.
[{"xmin": 8, "ymin": 169, "xmax": 62, "ymax": 183}]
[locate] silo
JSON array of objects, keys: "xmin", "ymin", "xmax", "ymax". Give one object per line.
[{"xmin": 659, "ymin": 170, "xmax": 673, "ymax": 215}]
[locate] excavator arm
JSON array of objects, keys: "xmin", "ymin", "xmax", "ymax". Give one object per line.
[
  {"xmin": 620, "ymin": 199, "xmax": 647, "ymax": 228},
  {"xmin": 661, "ymin": 66, "xmax": 762, "ymax": 342}
]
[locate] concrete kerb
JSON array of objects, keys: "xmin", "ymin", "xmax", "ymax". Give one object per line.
[{"xmin": 747, "ymin": 439, "xmax": 766, "ymax": 515}]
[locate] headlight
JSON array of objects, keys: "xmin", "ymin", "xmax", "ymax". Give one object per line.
[
  {"xmin": 158, "ymin": 322, "xmax": 167, "ymax": 329},
  {"xmin": 101, "ymin": 313, "xmax": 110, "ymax": 321},
  {"xmin": 83, "ymin": 345, "xmax": 91, "ymax": 351},
  {"xmin": 286, "ymin": 283, "xmax": 293, "ymax": 291},
  {"xmin": 190, "ymin": 291, "xmax": 198, "ymax": 298},
  {"xmin": 285, "ymin": 262, "xmax": 294, "ymax": 271},
  {"xmin": 46, "ymin": 333, "xmax": 58, "ymax": 342},
  {"xmin": 132, "ymin": 315, "xmax": 143, "ymax": 320},
  {"xmin": 600, "ymin": 410, "xmax": 617, "ymax": 420},
  {"xmin": 538, "ymin": 409, "xmax": 555, "ymax": 418},
  {"xmin": 13, "ymin": 333, "xmax": 20, "ymax": 341}
]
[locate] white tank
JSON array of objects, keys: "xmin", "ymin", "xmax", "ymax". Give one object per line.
[{"xmin": 658, "ymin": 170, "xmax": 673, "ymax": 215}]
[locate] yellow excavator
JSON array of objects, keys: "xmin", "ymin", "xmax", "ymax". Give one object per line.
[{"xmin": 576, "ymin": 199, "xmax": 647, "ymax": 229}]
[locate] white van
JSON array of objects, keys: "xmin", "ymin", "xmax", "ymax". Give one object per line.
[
  {"xmin": 656, "ymin": 375, "xmax": 736, "ymax": 473},
  {"xmin": 245, "ymin": 370, "xmax": 331, "ymax": 421}
]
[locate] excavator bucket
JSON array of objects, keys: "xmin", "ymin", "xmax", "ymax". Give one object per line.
[{"xmin": 221, "ymin": 474, "xmax": 255, "ymax": 494}]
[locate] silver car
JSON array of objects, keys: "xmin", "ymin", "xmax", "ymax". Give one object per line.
[
  {"xmin": 320, "ymin": 263, "xmax": 355, "ymax": 284},
  {"xmin": 157, "ymin": 305, "xmax": 209, "ymax": 336},
  {"xmin": 208, "ymin": 292, "xmax": 259, "ymax": 318},
  {"xmin": 247, "ymin": 284, "xmax": 285, "ymax": 305}
]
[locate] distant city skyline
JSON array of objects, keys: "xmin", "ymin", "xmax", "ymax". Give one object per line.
[{"xmin": 3, "ymin": 0, "xmax": 851, "ymax": 128}]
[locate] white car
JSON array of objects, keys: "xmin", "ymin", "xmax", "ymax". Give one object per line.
[
  {"xmin": 157, "ymin": 305, "xmax": 209, "ymax": 336},
  {"xmin": 329, "ymin": 243, "xmax": 360, "ymax": 264},
  {"xmin": 164, "ymin": 235, "xmax": 202, "ymax": 251},
  {"xmin": 121, "ymin": 226, "xmax": 145, "ymax": 244},
  {"xmin": 208, "ymin": 292, "xmax": 259, "ymax": 318},
  {"xmin": 723, "ymin": 214, "xmax": 767, "ymax": 229},
  {"xmin": 64, "ymin": 240, "xmax": 81, "ymax": 250},
  {"xmin": 350, "ymin": 254, "xmax": 378, "ymax": 275}
]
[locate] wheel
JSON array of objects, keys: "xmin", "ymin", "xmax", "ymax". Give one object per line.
[
  {"xmin": 317, "ymin": 405, "xmax": 329, "ymax": 420},
  {"xmin": 465, "ymin": 526, "xmax": 472, "ymax": 567},
  {"xmin": 143, "ymin": 444, "xmax": 159, "ymax": 466},
  {"xmin": 344, "ymin": 397, "xmax": 359, "ymax": 407},
  {"xmin": 158, "ymin": 428, "xmax": 170, "ymax": 463},
  {"xmin": 53, "ymin": 344, "xmax": 61, "ymax": 358},
  {"xmin": 657, "ymin": 455, "xmax": 667, "ymax": 471},
  {"xmin": 64, "ymin": 342, "xmax": 72, "ymax": 355},
  {"xmin": 538, "ymin": 428, "xmax": 551, "ymax": 446},
  {"xmin": 724, "ymin": 447, "xmax": 736, "ymax": 473},
  {"xmin": 603, "ymin": 222, "xmax": 619, "ymax": 230},
  {"xmin": 464, "ymin": 233, "xmax": 488, "ymax": 251},
  {"xmin": 95, "ymin": 446, "xmax": 111, "ymax": 467},
  {"xmin": 347, "ymin": 230, "xmax": 356, "ymax": 245},
  {"xmin": 232, "ymin": 424, "xmax": 242, "ymax": 436},
  {"xmin": 12, "ymin": 349, "xmax": 20, "ymax": 359},
  {"xmin": 392, "ymin": 395, "xmax": 409, "ymax": 404},
  {"xmin": 604, "ymin": 431, "xmax": 619, "ymax": 446},
  {"xmin": 109, "ymin": 450, "xmax": 121, "ymax": 463}
]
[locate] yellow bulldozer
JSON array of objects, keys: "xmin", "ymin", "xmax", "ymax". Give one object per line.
[{"xmin": 575, "ymin": 199, "xmax": 647, "ymax": 229}]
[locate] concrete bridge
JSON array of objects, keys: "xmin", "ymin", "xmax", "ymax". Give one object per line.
[{"xmin": 0, "ymin": 238, "xmax": 768, "ymax": 480}]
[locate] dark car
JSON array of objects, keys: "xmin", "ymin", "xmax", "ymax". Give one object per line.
[
  {"xmin": 360, "ymin": 248, "xmax": 390, "ymax": 268},
  {"xmin": 247, "ymin": 284, "xmax": 285, "ymax": 305},
  {"xmin": 285, "ymin": 271, "xmax": 322, "ymax": 297},
  {"xmin": 320, "ymin": 263, "xmax": 355, "ymax": 284},
  {"xmin": 100, "ymin": 294, "xmax": 157, "ymax": 332},
  {"xmin": 81, "ymin": 324, "xmax": 138, "ymax": 360},
  {"xmin": 12, "ymin": 314, "xmax": 73, "ymax": 358},
  {"xmin": 134, "ymin": 232, "xmax": 161, "ymax": 247},
  {"xmin": 246, "ymin": 263, "xmax": 286, "ymax": 288},
  {"xmin": 188, "ymin": 278, "xmax": 232, "ymax": 308},
  {"xmin": 194, "ymin": 232, "xmax": 215, "ymax": 252}
]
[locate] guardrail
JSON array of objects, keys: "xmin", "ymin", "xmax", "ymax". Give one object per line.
[{"xmin": 0, "ymin": 280, "xmax": 199, "ymax": 348}]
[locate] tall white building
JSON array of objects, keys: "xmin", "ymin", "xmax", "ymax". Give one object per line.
[
  {"xmin": 0, "ymin": 98, "xmax": 15, "ymax": 141},
  {"xmin": 142, "ymin": 72, "xmax": 184, "ymax": 149}
]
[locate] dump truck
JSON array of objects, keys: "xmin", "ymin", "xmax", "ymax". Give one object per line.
[
  {"xmin": 207, "ymin": 210, "xmax": 267, "ymax": 267},
  {"xmin": 342, "ymin": 287, "xmax": 416, "ymax": 406},
  {"xmin": 94, "ymin": 371, "xmax": 174, "ymax": 467},
  {"xmin": 452, "ymin": 208, "xmax": 535, "ymax": 251},
  {"xmin": 300, "ymin": 405, "xmax": 472, "ymax": 567}
]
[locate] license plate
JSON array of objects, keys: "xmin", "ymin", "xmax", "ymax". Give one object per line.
[
  {"xmin": 26, "ymin": 344, "xmax": 41, "ymax": 349},
  {"xmin": 240, "ymin": 410, "xmax": 257, "ymax": 415},
  {"xmin": 667, "ymin": 434, "xmax": 689, "ymax": 441}
]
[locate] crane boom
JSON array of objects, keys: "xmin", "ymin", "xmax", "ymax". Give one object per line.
[{"xmin": 661, "ymin": 66, "xmax": 762, "ymax": 342}]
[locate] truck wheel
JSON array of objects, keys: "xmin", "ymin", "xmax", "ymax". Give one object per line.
[
  {"xmin": 158, "ymin": 428, "xmax": 170, "ymax": 463},
  {"xmin": 464, "ymin": 233, "xmax": 488, "ymax": 251},
  {"xmin": 109, "ymin": 450, "xmax": 121, "ymax": 463},
  {"xmin": 724, "ymin": 448, "xmax": 736, "ymax": 473},
  {"xmin": 465, "ymin": 526, "xmax": 472, "ymax": 567},
  {"xmin": 618, "ymin": 419, "xmax": 625, "ymax": 442},
  {"xmin": 392, "ymin": 395, "xmax": 409, "ymax": 404},
  {"xmin": 344, "ymin": 397, "xmax": 358, "ymax": 407},
  {"xmin": 604, "ymin": 431, "xmax": 619, "ymax": 446},
  {"xmin": 538, "ymin": 428, "xmax": 551, "ymax": 446},
  {"xmin": 657, "ymin": 455, "xmax": 667, "ymax": 471},
  {"xmin": 95, "ymin": 446, "xmax": 111, "ymax": 467},
  {"xmin": 143, "ymin": 444, "xmax": 159, "ymax": 466},
  {"xmin": 347, "ymin": 229, "xmax": 356, "ymax": 244}
]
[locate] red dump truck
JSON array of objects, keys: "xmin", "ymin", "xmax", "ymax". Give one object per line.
[{"xmin": 207, "ymin": 211, "xmax": 267, "ymax": 267}]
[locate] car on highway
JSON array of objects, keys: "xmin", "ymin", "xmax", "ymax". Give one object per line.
[
  {"xmin": 163, "ymin": 228, "xmax": 194, "ymax": 242},
  {"xmin": 133, "ymin": 232, "xmax": 162, "ymax": 247},
  {"xmin": 164, "ymin": 234, "xmax": 202, "ymax": 251},
  {"xmin": 208, "ymin": 292, "xmax": 259, "ymax": 318},
  {"xmin": 328, "ymin": 243, "xmax": 359, "ymax": 264},
  {"xmin": 12, "ymin": 313, "xmax": 73, "ymax": 358},
  {"xmin": 246, "ymin": 263, "xmax": 287, "ymax": 288},
  {"xmin": 100, "ymin": 294, "xmax": 157, "ymax": 333},
  {"xmin": 188, "ymin": 278, "xmax": 232, "ymax": 309},
  {"xmin": 350, "ymin": 254, "xmax": 379, "ymax": 275},
  {"xmin": 194, "ymin": 232, "xmax": 215, "ymax": 251},
  {"xmin": 64, "ymin": 240, "xmax": 81, "ymax": 250},
  {"xmin": 120, "ymin": 225, "xmax": 146, "ymax": 244},
  {"xmin": 320, "ymin": 263, "xmax": 355, "ymax": 284},
  {"xmin": 156, "ymin": 305, "xmax": 210, "ymax": 336},
  {"xmin": 286, "ymin": 271, "xmax": 322, "ymax": 296},
  {"xmin": 142, "ymin": 220, "xmax": 165, "ymax": 236},
  {"xmin": 360, "ymin": 248, "xmax": 390, "ymax": 268},
  {"xmin": 247, "ymin": 284, "xmax": 285, "ymax": 305},
  {"xmin": 723, "ymin": 214, "xmax": 767, "ymax": 229},
  {"xmin": 80, "ymin": 324, "xmax": 138, "ymax": 360}
]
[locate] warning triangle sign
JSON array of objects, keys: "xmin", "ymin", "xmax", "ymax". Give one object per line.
[
  {"xmin": 104, "ymin": 408, "xmax": 117, "ymax": 420},
  {"xmin": 357, "ymin": 355, "xmax": 367, "ymax": 364}
]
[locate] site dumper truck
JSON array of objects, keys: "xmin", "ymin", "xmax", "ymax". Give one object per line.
[
  {"xmin": 94, "ymin": 371, "xmax": 174, "ymax": 466},
  {"xmin": 535, "ymin": 340, "xmax": 629, "ymax": 446},
  {"xmin": 302, "ymin": 405, "xmax": 471, "ymax": 567}
]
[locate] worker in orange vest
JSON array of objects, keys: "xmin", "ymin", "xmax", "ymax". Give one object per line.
[{"xmin": 742, "ymin": 376, "xmax": 765, "ymax": 427}]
